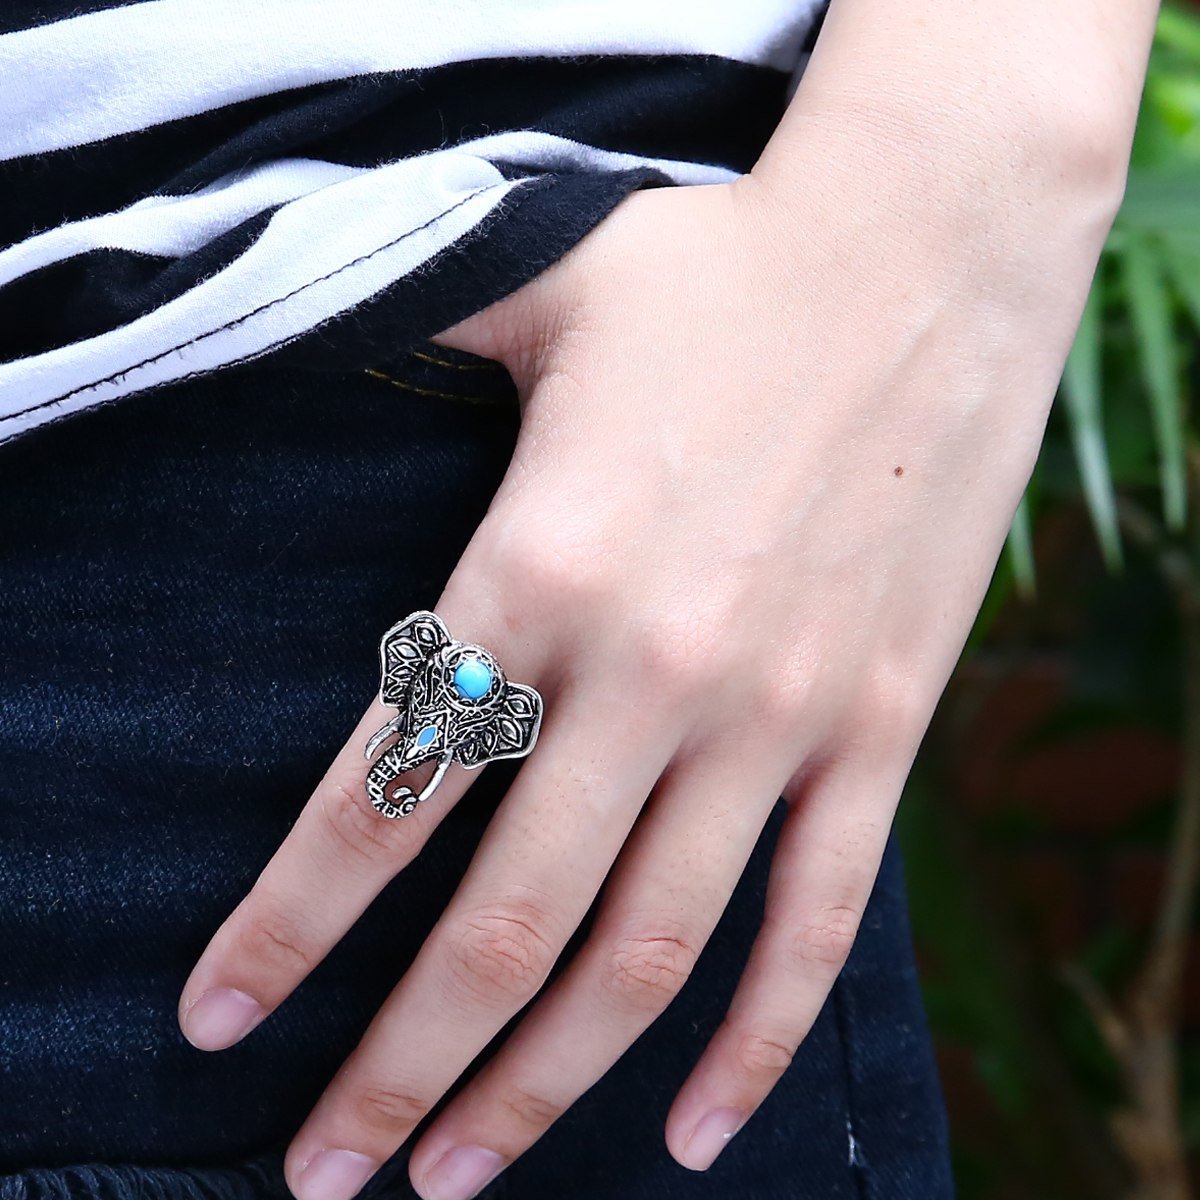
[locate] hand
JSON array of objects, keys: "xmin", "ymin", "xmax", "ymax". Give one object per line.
[{"xmin": 176, "ymin": 116, "xmax": 1120, "ymax": 1200}]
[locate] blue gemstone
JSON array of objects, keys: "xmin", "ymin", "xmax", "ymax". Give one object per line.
[
  {"xmin": 453, "ymin": 657, "xmax": 492, "ymax": 700},
  {"xmin": 416, "ymin": 724, "xmax": 437, "ymax": 748}
]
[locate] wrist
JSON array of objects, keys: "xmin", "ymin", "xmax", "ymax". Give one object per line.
[
  {"xmin": 726, "ymin": 82, "xmax": 1130, "ymax": 365},
  {"xmin": 750, "ymin": 0, "xmax": 1152, "ymax": 253},
  {"xmin": 744, "ymin": 92, "xmax": 1125, "ymax": 268}
]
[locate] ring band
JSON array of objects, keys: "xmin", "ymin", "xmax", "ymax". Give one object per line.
[{"xmin": 363, "ymin": 610, "xmax": 543, "ymax": 818}]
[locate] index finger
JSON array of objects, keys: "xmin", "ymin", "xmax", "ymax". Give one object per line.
[{"xmin": 177, "ymin": 613, "xmax": 550, "ymax": 1052}]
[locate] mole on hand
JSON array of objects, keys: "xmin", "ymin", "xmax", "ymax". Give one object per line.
[{"xmin": 894, "ymin": 466, "xmax": 904, "ymax": 477}]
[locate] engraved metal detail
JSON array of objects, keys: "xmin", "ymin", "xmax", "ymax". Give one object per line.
[{"xmin": 364, "ymin": 610, "xmax": 543, "ymax": 818}]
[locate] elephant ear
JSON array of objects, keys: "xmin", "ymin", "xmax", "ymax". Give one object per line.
[
  {"xmin": 378, "ymin": 610, "xmax": 450, "ymax": 708},
  {"xmin": 457, "ymin": 683, "xmax": 543, "ymax": 768}
]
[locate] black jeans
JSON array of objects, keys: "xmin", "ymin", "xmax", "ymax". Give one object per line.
[{"xmin": 0, "ymin": 348, "xmax": 953, "ymax": 1199}]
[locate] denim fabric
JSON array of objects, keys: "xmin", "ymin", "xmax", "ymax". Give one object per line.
[{"xmin": 0, "ymin": 350, "xmax": 953, "ymax": 1199}]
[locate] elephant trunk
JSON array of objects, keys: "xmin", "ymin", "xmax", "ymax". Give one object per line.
[{"xmin": 365, "ymin": 745, "xmax": 418, "ymax": 819}]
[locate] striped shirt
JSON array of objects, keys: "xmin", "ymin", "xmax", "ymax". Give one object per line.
[{"xmin": 0, "ymin": 1, "xmax": 826, "ymax": 443}]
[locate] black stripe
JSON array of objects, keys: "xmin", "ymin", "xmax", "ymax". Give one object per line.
[
  {"xmin": 268, "ymin": 166, "xmax": 668, "ymax": 372},
  {"xmin": 802, "ymin": 3, "xmax": 829, "ymax": 53},
  {"xmin": 0, "ymin": 207, "xmax": 279, "ymax": 364},
  {"xmin": 1, "ymin": 55, "xmax": 786, "ymax": 247},
  {"xmin": 0, "ymin": 1, "xmax": 140, "ymax": 35}
]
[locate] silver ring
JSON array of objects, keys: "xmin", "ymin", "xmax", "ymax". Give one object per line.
[{"xmin": 363, "ymin": 610, "xmax": 543, "ymax": 818}]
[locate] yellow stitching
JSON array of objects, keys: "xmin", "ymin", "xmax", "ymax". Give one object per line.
[
  {"xmin": 363, "ymin": 368, "xmax": 508, "ymax": 405},
  {"xmin": 409, "ymin": 348, "xmax": 503, "ymax": 372}
]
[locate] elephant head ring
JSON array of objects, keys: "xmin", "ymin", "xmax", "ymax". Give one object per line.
[{"xmin": 363, "ymin": 610, "xmax": 544, "ymax": 818}]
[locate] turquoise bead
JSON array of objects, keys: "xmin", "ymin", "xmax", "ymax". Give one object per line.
[
  {"xmin": 416, "ymin": 724, "xmax": 437, "ymax": 748},
  {"xmin": 454, "ymin": 657, "xmax": 492, "ymax": 700}
]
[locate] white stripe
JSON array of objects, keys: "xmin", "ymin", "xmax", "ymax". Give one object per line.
[
  {"xmin": 0, "ymin": 130, "xmax": 733, "ymax": 287},
  {"xmin": 0, "ymin": 134, "xmax": 733, "ymax": 440},
  {"xmin": 0, "ymin": 0, "xmax": 821, "ymax": 161},
  {"xmin": 448, "ymin": 129, "xmax": 741, "ymax": 187},
  {"xmin": 0, "ymin": 159, "xmax": 369, "ymax": 287}
]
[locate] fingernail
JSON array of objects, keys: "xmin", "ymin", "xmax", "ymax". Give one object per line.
[
  {"xmin": 294, "ymin": 1149, "xmax": 379, "ymax": 1200},
  {"xmin": 180, "ymin": 986, "xmax": 265, "ymax": 1050},
  {"xmin": 421, "ymin": 1145, "xmax": 505, "ymax": 1200},
  {"xmin": 682, "ymin": 1107, "xmax": 748, "ymax": 1171}
]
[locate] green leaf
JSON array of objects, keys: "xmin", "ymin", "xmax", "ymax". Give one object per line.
[
  {"xmin": 1059, "ymin": 278, "xmax": 1124, "ymax": 570},
  {"xmin": 1005, "ymin": 492, "xmax": 1037, "ymax": 599},
  {"xmin": 1120, "ymin": 234, "xmax": 1187, "ymax": 529},
  {"xmin": 1154, "ymin": 5, "xmax": 1200, "ymax": 63},
  {"xmin": 1117, "ymin": 168, "xmax": 1200, "ymax": 236},
  {"xmin": 1166, "ymin": 244, "xmax": 1200, "ymax": 332}
]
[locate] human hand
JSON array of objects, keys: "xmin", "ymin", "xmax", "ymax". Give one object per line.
[{"xmin": 176, "ymin": 107, "xmax": 1123, "ymax": 1200}]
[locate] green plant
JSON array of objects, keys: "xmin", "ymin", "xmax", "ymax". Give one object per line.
[
  {"xmin": 907, "ymin": 6, "xmax": 1200, "ymax": 1198},
  {"xmin": 1011, "ymin": 3, "xmax": 1200, "ymax": 586}
]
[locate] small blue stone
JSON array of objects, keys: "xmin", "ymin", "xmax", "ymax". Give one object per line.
[
  {"xmin": 416, "ymin": 724, "xmax": 437, "ymax": 748},
  {"xmin": 454, "ymin": 657, "xmax": 492, "ymax": 700}
]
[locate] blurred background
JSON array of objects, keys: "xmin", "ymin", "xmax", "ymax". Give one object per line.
[{"xmin": 897, "ymin": 4, "xmax": 1200, "ymax": 1196}]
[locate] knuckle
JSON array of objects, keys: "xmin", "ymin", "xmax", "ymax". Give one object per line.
[
  {"xmin": 443, "ymin": 898, "xmax": 560, "ymax": 1007},
  {"xmin": 856, "ymin": 664, "xmax": 927, "ymax": 754},
  {"xmin": 747, "ymin": 671, "xmax": 811, "ymax": 737},
  {"xmin": 318, "ymin": 772, "xmax": 415, "ymax": 867},
  {"xmin": 498, "ymin": 519, "xmax": 611, "ymax": 613},
  {"xmin": 734, "ymin": 1030, "xmax": 797, "ymax": 1080},
  {"xmin": 784, "ymin": 906, "xmax": 861, "ymax": 979},
  {"xmin": 601, "ymin": 930, "xmax": 699, "ymax": 1012},
  {"xmin": 625, "ymin": 610, "xmax": 732, "ymax": 706},
  {"xmin": 237, "ymin": 904, "xmax": 315, "ymax": 977},
  {"xmin": 497, "ymin": 1083, "xmax": 565, "ymax": 1131},
  {"xmin": 353, "ymin": 1083, "xmax": 428, "ymax": 1137}
]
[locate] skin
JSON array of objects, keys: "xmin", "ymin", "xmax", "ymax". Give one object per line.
[{"xmin": 178, "ymin": 1, "xmax": 1161, "ymax": 1198}]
